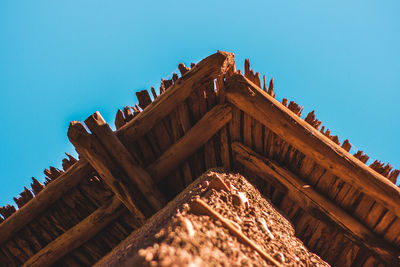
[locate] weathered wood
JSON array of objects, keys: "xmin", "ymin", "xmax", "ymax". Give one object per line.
[
  {"xmin": 220, "ymin": 126, "xmax": 231, "ymax": 170},
  {"xmin": 22, "ymin": 197, "xmax": 125, "ymax": 267},
  {"xmin": 374, "ymin": 211, "xmax": 396, "ymax": 236},
  {"xmin": 225, "ymin": 73, "xmax": 400, "ymax": 219},
  {"xmin": 178, "ymin": 63, "xmax": 189, "ymax": 76},
  {"xmin": 384, "ymin": 218, "xmax": 400, "ymax": 245},
  {"xmin": 114, "ymin": 109, "xmax": 125, "ymax": 130},
  {"xmin": 84, "ymin": 111, "xmax": 166, "ymax": 211},
  {"xmin": 176, "ymin": 102, "xmax": 193, "ymax": 186},
  {"xmin": 147, "ymin": 104, "xmax": 232, "ymax": 182},
  {"xmin": 67, "ymin": 121, "xmax": 146, "ymax": 220},
  {"xmin": 136, "ymin": 90, "xmax": 152, "ymax": 110},
  {"xmin": 253, "ymin": 120, "xmax": 263, "ymax": 154},
  {"xmin": 116, "ymin": 51, "xmax": 235, "ymax": 144},
  {"xmin": 185, "ymin": 91, "xmax": 207, "ymax": 178},
  {"xmin": 243, "ymin": 113, "xmax": 252, "ymax": 148},
  {"xmin": 30, "ymin": 177, "xmax": 44, "ymax": 196},
  {"xmin": 232, "ymin": 142, "xmax": 400, "ymax": 265},
  {"xmin": 0, "ymin": 161, "xmax": 92, "ymax": 245},
  {"xmin": 229, "ymin": 106, "xmax": 241, "ymax": 142},
  {"xmin": 135, "ymin": 136, "xmax": 156, "ymax": 165}
]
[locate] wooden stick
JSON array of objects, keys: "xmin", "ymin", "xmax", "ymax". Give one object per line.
[
  {"xmin": 190, "ymin": 198, "xmax": 281, "ymax": 267},
  {"xmin": 67, "ymin": 121, "xmax": 146, "ymax": 220},
  {"xmin": 178, "ymin": 63, "xmax": 189, "ymax": 76},
  {"xmin": 115, "ymin": 51, "xmax": 235, "ymax": 144},
  {"xmin": 147, "ymin": 104, "xmax": 232, "ymax": 182},
  {"xmin": 136, "ymin": 90, "xmax": 152, "ymax": 110},
  {"xmin": 22, "ymin": 197, "xmax": 126, "ymax": 267},
  {"xmin": 0, "ymin": 161, "xmax": 93, "ymax": 245},
  {"xmin": 224, "ymin": 73, "xmax": 400, "ymax": 219},
  {"xmin": 231, "ymin": 142, "xmax": 400, "ymax": 265},
  {"xmin": 150, "ymin": 87, "xmax": 157, "ymax": 100},
  {"xmin": 220, "ymin": 126, "xmax": 231, "ymax": 170},
  {"xmin": 84, "ymin": 112, "xmax": 166, "ymax": 211},
  {"xmin": 114, "ymin": 109, "xmax": 126, "ymax": 130}
]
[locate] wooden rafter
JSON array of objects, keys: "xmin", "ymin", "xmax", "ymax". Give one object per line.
[
  {"xmin": 22, "ymin": 197, "xmax": 126, "ymax": 267},
  {"xmin": 116, "ymin": 51, "xmax": 235, "ymax": 143},
  {"xmin": 225, "ymin": 73, "xmax": 400, "ymax": 219},
  {"xmin": 232, "ymin": 142, "xmax": 400, "ymax": 265},
  {"xmin": 68, "ymin": 121, "xmax": 148, "ymax": 219},
  {"xmin": 84, "ymin": 111, "xmax": 166, "ymax": 211},
  {"xmin": 148, "ymin": 104, "xmax": 232, "ymax": 182},
  {"xmin": 0, "ymin": 161, "xmax": 93, "ymax": 245}
]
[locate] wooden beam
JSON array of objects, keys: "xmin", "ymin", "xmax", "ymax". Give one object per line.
[
  {"xmin": 147, "ymin": 104, "xmax": 232, "ymax": 182},
  {"xmin": 84, "ymin": 111, "xmax": 166, "ymax": 211},
  {"xmin": 67, "ymin": 122, "xmax": 146, "ymax": 220},
  {"xmin": 225, "ymin": 73, "xmax": 400, "ymax": 219},
  {"xmin": 22, "ymin": 197, "xmax": 126, "ymax": 267},
  {"xmin": 116, "ymin": 51, "xmax": 235, "ymax": 143},
  {"xmin": 0, "ymin": 161, "xmax": 92, "ymax": 245},
  {"xmin": 232, "ymin": 142, "xmax": 400, "ymax": 265}
]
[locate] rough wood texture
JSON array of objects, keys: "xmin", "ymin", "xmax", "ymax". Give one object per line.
[
  {"xmin": 116, "ymin": 51, "xmax": 235, "ymax": 143},
  {"xmin": 225, "ymin": 73, "xmax": 400, "ymax": 219},
  {"xmin": 0, "ymin": 161, "xmax": 93, "ymax": 245},
  {"xmin": 22, "ymin": 197, "xmax": 125, "ymax": 267},
  {"xmin": 231, "ymin": 142, "xmax": 400, "ymax": 265},
  {"xmin": 67, "ymin": 121, "xmax": 146, "ymax": 220},
  {"xmin": 84, "ymin": 111, "xmax": 166, "ymax": 211},
  {"xmin": 147, "ymin": 104, "xmax": 232, "ymax": 182},
  {"xmin": 136, "ymin": 90, "xmax": 152, "ymax": 110}
]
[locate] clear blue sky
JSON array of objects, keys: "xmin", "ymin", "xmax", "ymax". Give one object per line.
[{"xmin": 1, "ymin": 1, "xmax": 399, "ymax": 207}]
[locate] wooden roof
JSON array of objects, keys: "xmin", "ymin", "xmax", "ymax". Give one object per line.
[{"xmin": 0, "ymin": 51, "xmax": 399, "ymax": 266}]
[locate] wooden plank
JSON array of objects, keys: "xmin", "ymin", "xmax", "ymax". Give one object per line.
[
  {"xmin": 306, "ymin": 164, "xmax": 326, "ymax": 187},
  {"xmin": 116, "ymin": 51, "xmax": 235, "ymax": 143},
  {"xmin": 204, "ymin": 138, "xmax": 217, "ymax": 169},
  {"xmin": 306, "ymin": 220, "xmax": 324, "ymax": 250},
  {"xmin": 374, "ymin": 210, "xmax": 397, "ymax": 236},
  {"xmin": 186, "ymin": 89, "xmax": 207, "ymax": 180},
  {"xmin": 84, "ymin": 112, "xmax": 166, "ymax": 211},
  {"xmin": 297, "ymin": 157, "xmax": 315, "ymax": 181},
  {"xmin": 243, "ymin": 113, "xmax": 252, "ymax": 147},
  {"xmin": 198, "ymin": 84, "xmax": 218, "ymax": 170},
  {"xmin": 176, "ymin": 102, "xmax": 193, "ymax": 186},
  {"xmin": 229, "ymin": 106, "xmax": 241, "ymax": 142},
  {"xmin": 335, "ymin": 183, "xmax": 362, "ymax": 212},
  {"xmin": 22, "ymin": 197, "xmax": 125, "ymax": 267},
  {"xmin": 353, "ymin": 195, "xmax": 376, "ymax": 222},
  {"xmin": 264, "ymin": 128, "xmax": 275, "ymax": 159},
  {"xmin": 225, "ymin": 73, "xmax": 400, "ymax": 219},
  {"xmin": 164, "ymin": 107, "xmax": 188, "ymax": 192},
  {"xmin": 67, "ymin": 121, "xmax": 147, "ymax": 220},
  {"xmin": 147, "ymin": 104, "xmax": 232, "ymax": 182},
  {"xmin": 0, "ymin": 161, "xmax": 93, "ymax": 245},
  {"xmin": 231, "ymin": 142, "xmax": 400, "ymax": 265},
  {"xmin": 384, "ymin": 218, "xmax": 400, "ymax": 245},
  {"xmin": 220, "ymin": 126, "xmax": 231, "ymax": 170}
]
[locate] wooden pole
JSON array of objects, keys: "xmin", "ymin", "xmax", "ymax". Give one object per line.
[
  {"xmin": 84, "ymin": 111, "xmax": 166, "ymax": 211},
  {"xmin": 225, "ymin": 73, "xmax": 400, "ymax": 219},
  {"xmin": 67, "ymin": 121, "xmax": 146, "ymax": 220},
  {"xmin": 116, "ymin": 51, "xmax": 235, "ymax": 143},
  {"xmin": 231, "ymin": 142, "xmax": 400, "ymax": 265},
  {"xmin": 0, "ymin": 161, "xmax": 93, "ymax": 245},
  {"xmin": 147, "ymin": 104, "xmax": 232, "ymax": 182},
  {"xmin": 22, "ymin": 197, "xmax": 126, "ymax": 267}
]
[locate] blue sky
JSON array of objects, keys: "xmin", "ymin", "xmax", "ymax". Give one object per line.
[{"xmin": 0, "ymin": 0, "xmax": 399, "ymax": 207}]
